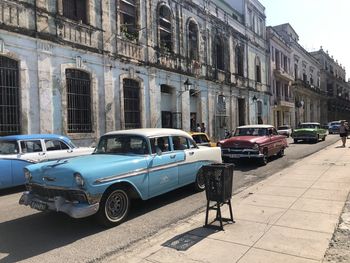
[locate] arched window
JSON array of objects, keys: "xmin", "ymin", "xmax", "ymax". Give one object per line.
[
  {"xmin": 119, "ymin": 0, "xmax": 138, "ymax": 41},
  {"xmin": 188, "ymin": 20, "xmax": 199, "ymax": 60},
  {"xmin": 215, "ymin": 36, "xmax": 225, "ymax": 70},
  {"xmin": 255, "ymin": 56, "xmax": 261, "ymax": 83},
  {"xmin": 0, "ymin": 56, "xmax": 20, "ymax": 135},
  {"xmin": 158, "ymin": 5, "xmax": 172, "ymax": 52},
  {"xmin": 62, "ymin": 0, "xmax": 87, "ymax": 24},
  {"xmin": 123, "ymin": 79, "xmax": 141, "ymax": 129},
  {"xmin": 235, "ymin": 45, "xmax": 244, "ymax": 76},
  {"xmin": 66, "ymin": 69, "xmax": 92, "ymax": 133},
  {"xmin": 257, "ymin": 100, "xmax": 263, "ymax": 124}
]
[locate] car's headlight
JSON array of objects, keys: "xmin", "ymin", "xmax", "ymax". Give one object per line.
[
  {"xmin": 252, "ymin": 143, "xmax": 259, "ymax": 150},
  {"xmin": 24, "ymin": 168, "xmax": 32, "ymax": 181},
  {"xmin": 74, "ymin": 173, "xmax": 84, "ymax": 187}
]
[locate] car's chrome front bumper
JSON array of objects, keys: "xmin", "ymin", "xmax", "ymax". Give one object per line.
[
  {"xmin": 222, "ymin": 150, "xmax": 264, "ymax": 159},
  {"xmin": 19, "ymin": 191, "xmax": 99, "ymax": 218}
]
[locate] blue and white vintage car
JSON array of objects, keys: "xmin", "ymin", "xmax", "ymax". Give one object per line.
[
  {"xmin": 19, "ymin": 129, "xmax": 222, "ymax": 226},
  {"xmin": 0, "ymin": 134, "xmax": 94, "ymax": 189}
]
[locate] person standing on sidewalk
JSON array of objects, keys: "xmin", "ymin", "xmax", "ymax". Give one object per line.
[{"xmin": 339, "ymin": 120, "xmax": 348, "ymax": 147}]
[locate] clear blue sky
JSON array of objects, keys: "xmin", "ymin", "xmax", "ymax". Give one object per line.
[{"xmin": 260, "ymin": 0, "xmax": 350, "ymax": 80}]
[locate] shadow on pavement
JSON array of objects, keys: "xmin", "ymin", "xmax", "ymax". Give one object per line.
[
  {"xmin": 162, "ymin": 226, "xmax": 219, "ymax": 251},
  {"xmin": 0, "ymin": 185, "xmax": 200, "ymax": 263}
]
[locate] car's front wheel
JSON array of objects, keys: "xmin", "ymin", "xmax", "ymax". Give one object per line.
[
  {"xmin": 277, "ymin": 148, "xmax": 285, "ymax": 157},
  {"xmin": 96, "ymin": 187, "xmax": 130, "ymax": 227},
  {"xmin": 259, "ymin": 150, "xmax": 268, "ymax": 166}
]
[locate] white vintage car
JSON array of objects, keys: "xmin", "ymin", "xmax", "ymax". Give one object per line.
[
  {"xmin": 20, "ymin": 128, "xmax": 222, "ymax": 226},
  {"xmin": 0, "ymin": 134, "xmax": 94, "ymax": 189}
]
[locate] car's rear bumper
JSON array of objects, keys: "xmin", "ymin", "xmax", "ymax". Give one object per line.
[{"xmin": 19, "ymin": 191, "xmax": 99, "ymax": 218}]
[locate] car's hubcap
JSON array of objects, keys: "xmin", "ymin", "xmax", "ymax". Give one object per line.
[
  {"xmin": 105, "ymin": 190, "xmax": 128, "ymax": 222},
  {"xmin": 197, "ymin": 172, "xmax": 205, "ymax": 189}
]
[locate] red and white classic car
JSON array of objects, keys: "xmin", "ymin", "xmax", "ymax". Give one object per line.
[{"xmin": 217, "ymin": 125, "xmax": 288, "ymax": 165}]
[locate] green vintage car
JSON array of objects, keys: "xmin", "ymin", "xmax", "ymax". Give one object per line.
[{"xmin": 292, "ymin": 122, "xmax": 327, "ymax": 143}]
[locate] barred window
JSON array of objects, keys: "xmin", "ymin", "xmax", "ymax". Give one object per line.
[
  {"xmin": 235, "ymin": 45, "xmax": 244, "ymax": 76},
  {"xmin": 255, "ymin": 56, "xmax": 261, "ymax": 83},
  {"xmin": 124, "ymin": 79, "xmax": 141, "ymax": 129},
  {"xmin": 188, "ymin": 21, "xmax": 199, "ymax": 60},
  {"xmin": 119, "ymin": 0, "xmax": 138, "ymax": 41},
  {"xmin": 215, "ymin": 36, "xmax": 225, "ymax": 70},
  {"xmin": 66, "ymin": 69, "xmax": 92, "ymax": 133},
  {"xmin": 63, "ymin": 0, "xmax": 87, "ymax": 24},
  {"xmin": 158, "ymin": 5, "xmax": 172, "ymax": 51},
  {"xmin": 0, "ymin": 56, "xmax": 20, "ymax": 136}
]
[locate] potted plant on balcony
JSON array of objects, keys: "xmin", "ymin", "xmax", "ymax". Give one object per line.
[{"xmin": 121, "ymin": 25, "xmax": 139, "ymax": 42}]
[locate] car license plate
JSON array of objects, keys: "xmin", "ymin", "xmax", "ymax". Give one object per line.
[{"xmin": 30, "ymin": 201, "xmax": 47, "ymax": 211}]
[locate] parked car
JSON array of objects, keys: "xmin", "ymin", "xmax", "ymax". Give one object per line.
[
  {"xmin": 19, "ymin": 129, "xmax": 222, "ymax": 226},
  {"xmin": 190, "ymin": 132, "xmax": 216, "ymax": 147},
  {"xmin": 277, "ymin": 125, "xmax": 293, "ymax": 137},
  {"xmin": 292, "ymin": 122, "xmax": 327, "ymax": 143},
  {"xmin": 328, "ymin": 120, "xmax": 346, "ymax": 134},
  {"xmin": 0, "ymin": 134, "xmax": 94, "ymax": 189},
  {"xmin": 217, "ymin": 125, "xmax": 288, "ymax": 165}
]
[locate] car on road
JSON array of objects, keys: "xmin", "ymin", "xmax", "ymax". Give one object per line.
[
  {"xmin": 189, "ymin": 132, "xmax": 216, "ymax": 147},
  {"xmin": 277, "ymin": 125, "xmax": 293, "ymax": 137},
  {"xmin": 328, "ymin": 120, "xmax": 346, "ymax": 134},
  {"xmin": 19, "ymin": 128, "xmax": 222, "ymax": 227},
  {"xmin": 217, "ymin": 125, "xmax": 288, "ymax": 165},
  {"xmin": 291, "ymin": 122, "xmax": 327, "ymax": 143},
  {"xmin": 0, "ymin": 134, "xmax": 94, "ymax": 189}
]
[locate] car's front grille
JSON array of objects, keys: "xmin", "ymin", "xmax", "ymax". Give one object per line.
[
  {"xmin": 28, "ymin": 184, "xmax": 87, "ymax": 203},
  {"xmin": 295, "ymin": 133, "xmax": 314, "ymax": 137}
]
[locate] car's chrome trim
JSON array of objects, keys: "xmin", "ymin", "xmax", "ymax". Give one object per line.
[{"xmin": 94, "ymin": 158, "xmax": 216, "ymax": 185}]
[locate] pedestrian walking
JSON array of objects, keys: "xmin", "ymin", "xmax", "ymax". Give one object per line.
[
  {"xmin": 339, "ymin": 120, "xmax": 348, "ymax": 147},
  {"xmin": 196, "ymin": 123, "xmax": 201, "ymax": 132},
  {"xmin": 200, "ymin": 122, "xmax": 206, "ymax": 133}
]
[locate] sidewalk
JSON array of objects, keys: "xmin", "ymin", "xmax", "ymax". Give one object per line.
[{"xmin": 108, "ymin": 142, "xmax": 350, "ymax": 263}]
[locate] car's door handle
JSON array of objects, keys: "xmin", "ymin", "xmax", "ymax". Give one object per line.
[
  {"xmin": 188, "ymin": 151, "xmax": 194, "ymax": 156},
  {"xmin": 38, "ymin": 152, "xmax": 46, "ymax": 156},
  {"xmin": 67, "ymin": 149, "xmax": 73, "ymax": 153},
  {"xmin": 170, "ymin": 154, "xmax": 176, "ymax": 159}
]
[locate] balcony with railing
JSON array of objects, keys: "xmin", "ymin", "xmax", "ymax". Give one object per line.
[
  {"xmin": 276, "ymin": 95, "xmax": 295, "ymax": 108},
  {"xmin": 274, "ymin": 66, "xmax": 294, "ymax": 82},
  {"xmin": 116, "ymin": 36, "xmax": 144, "ymax": 62},
  {"xmin": 0, "ymin": 0, "xmax": 30, "ymax": 29},
  {"xmin": 56, "ymin": 18, "xmax": 102, "ymax": 50}
]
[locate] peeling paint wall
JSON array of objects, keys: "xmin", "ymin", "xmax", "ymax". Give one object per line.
[{"xmin": 0, "ymin": 0, "xmax": 270, "ymax": 143}]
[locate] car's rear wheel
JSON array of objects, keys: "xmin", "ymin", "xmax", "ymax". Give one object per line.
[
  {"xmin": 194, "ymin": 168, "xmax": 205, "ymax": 192},
  {"xmin": 293, "ymin": 139, "xmax": 298, "ymax": 143},
  {"xmin": 96, "ymin": 187, "xmax": 130, "ymax": 227}
]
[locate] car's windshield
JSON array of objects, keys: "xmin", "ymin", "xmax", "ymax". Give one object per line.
[
  {"xmin": 330, "ymin": 121, "xmax": 340, "ymax": 126},
  {"xmin": 192, "ymin": 134, "xmax": 209, "ymax": 144},
  {"xmin": 234, "ymin": 128, "xmax": 267, "ymax": 136},
  {"xmin": 94, "ymin": 135, "xmax": 148, "ymax": 155},
  {"xmin": 299, "ymin": 124, "xmax": 319, "ymax": 129},
  {"xmin": 278, "ymin": 126, "xmax": 289, "ymax": 130},
  {"xmin": 0, "ymin": 140, "xmax": 19, "ymax": 155}
]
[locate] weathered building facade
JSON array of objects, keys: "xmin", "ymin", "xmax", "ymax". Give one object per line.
[
  {"xmin": 310, "ymin": 48, "xmax": 350, "ymax": 122},
  {"xmin": 267, "ymin": 26, "xmax": 294, "ymax": 128},
  {"xmin": 272, "ymin": 24, "xmax": 324, "ymax": 126},
  {"xmin": 0, "ymin": 0, "xmax": 269, "ymax": 143}
]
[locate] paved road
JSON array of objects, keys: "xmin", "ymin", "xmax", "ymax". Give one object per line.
[{"xmin": 0, "ymin": 135, "xmax": 341, "ymax": 263}]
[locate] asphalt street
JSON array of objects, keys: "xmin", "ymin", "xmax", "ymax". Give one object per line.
[{"xmin": 0, "ymin": 135, "xmax": 341, "ymax": 263}]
